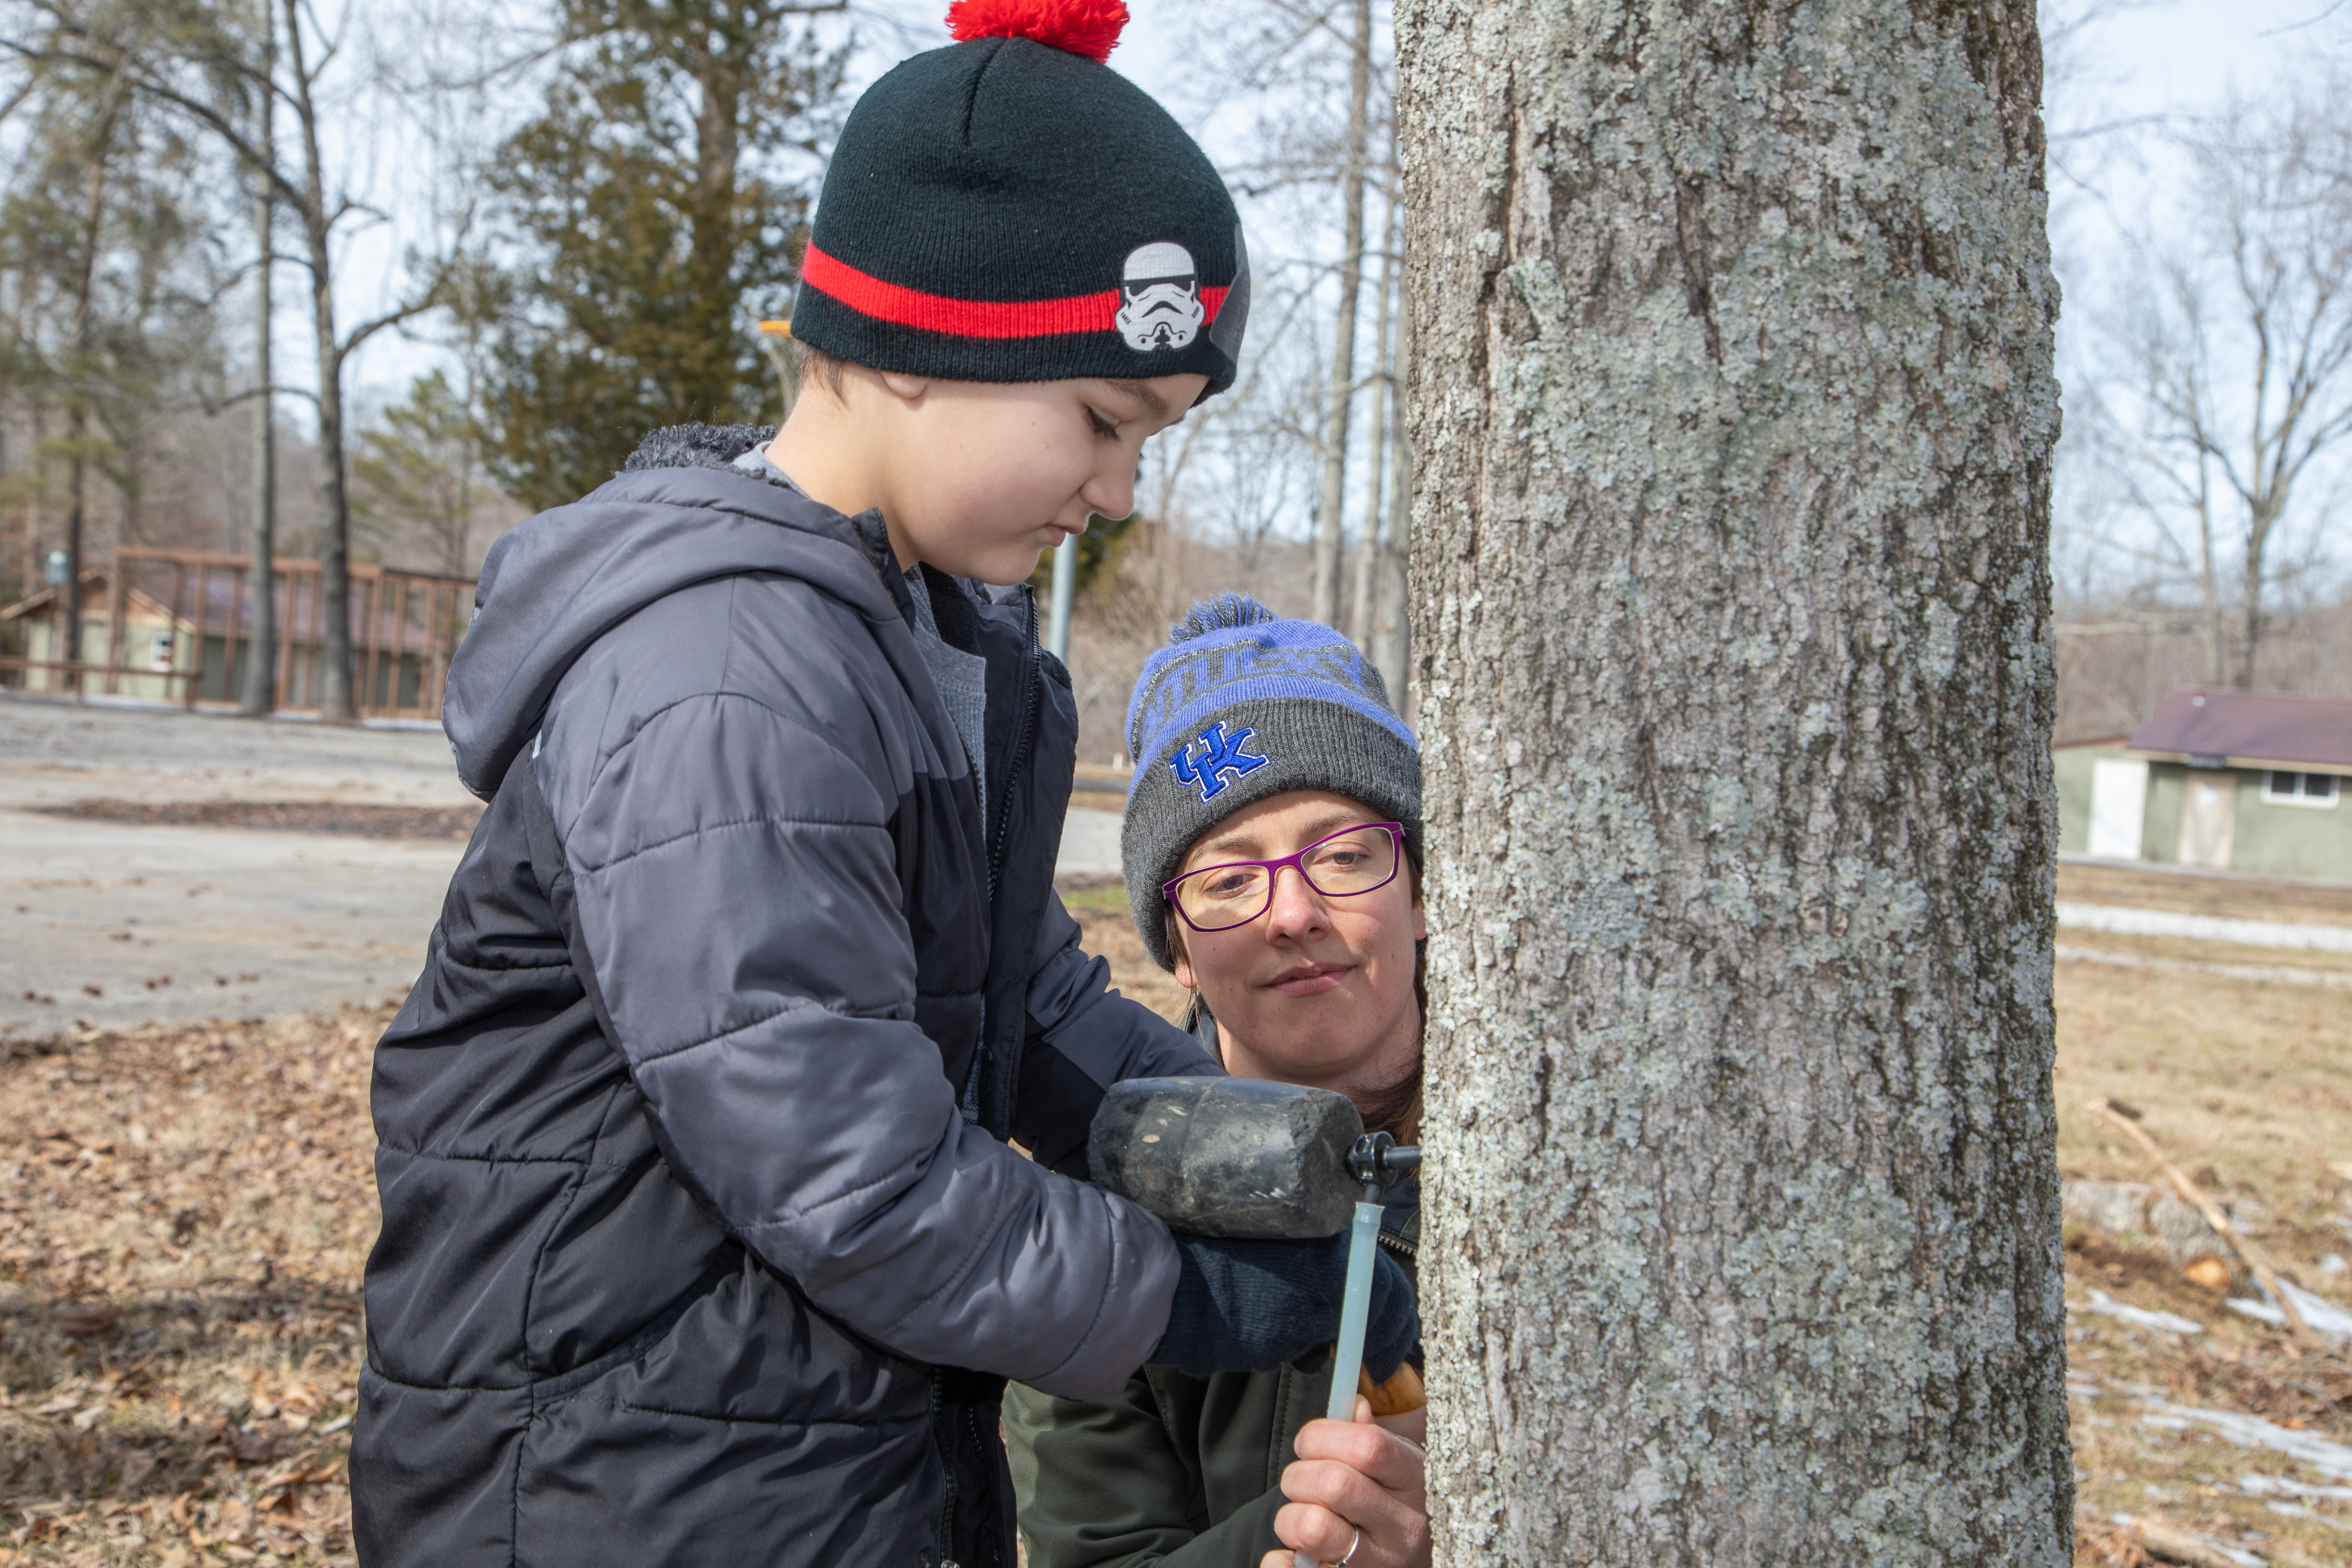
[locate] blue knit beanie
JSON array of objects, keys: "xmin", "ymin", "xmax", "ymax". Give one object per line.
[{"xmin": 1121, "ymin": 594, "xmax": 1421, "ymax": 969}]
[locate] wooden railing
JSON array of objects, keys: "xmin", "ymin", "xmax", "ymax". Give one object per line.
[
  {"xmin": 0, "ymin": 656, "xmax": 200, "ymax": 700},
  {"xmin": 5, "ymin": 548, "xmax": 475, "ymax": 721}
]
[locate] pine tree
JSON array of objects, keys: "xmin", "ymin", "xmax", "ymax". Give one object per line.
[
  {"xmin": 351, "ymin": 369, "xmax": 488, "ymax": 576},
  {"xmin": 472, "ymin": 0, "xmax": 846, "ymax": 511}
]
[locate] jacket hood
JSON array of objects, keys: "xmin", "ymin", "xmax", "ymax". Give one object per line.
[{"xmin": 443, "ymin": 423, "xmax": 896, "ymax": 799}]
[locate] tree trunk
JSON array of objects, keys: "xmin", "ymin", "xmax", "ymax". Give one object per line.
[
  {"xmin": 1350, "ymin": 232, "xmax": 1396, "ymax": 648},
  {"xmin": 311, "ymin": 269, "xmax": 353, "ymax": 721},
  {"xmin": 1377, "ymin": 247, "xmax": 1414, "ymax": 705},
  {"xmin": 1397, "ymin": 0, "xmax": 2070, "ymax": 1560},
  {"xmin": 2233, "ymin": 496, "xmax": 2278, "ymax": 690},
  {"xmin": 1310, "ymin": 0, "xmax": 1375, "ymax": 628},
  {"xmin": 242, "ymin": 2, "xmax": 276, "ymax": 717},
  {"xmin": 284, "ymin": 0, "xmax": 352, "ymax": 722},
  {"xmin": 62, "ymin": 103, "xmax": 116, "ymax": 697}
]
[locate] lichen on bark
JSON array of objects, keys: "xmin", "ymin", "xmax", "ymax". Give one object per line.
[{"xmin": 1396, "ymin": 0, "xmax": 2070, "ymax": 1560}]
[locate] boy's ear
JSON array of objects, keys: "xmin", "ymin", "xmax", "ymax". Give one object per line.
[{"xmin": 876, "ymin": 370, "xmax": 931, "ymax": 404}]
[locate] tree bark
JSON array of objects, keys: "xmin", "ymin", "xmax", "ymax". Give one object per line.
[
  {"xmin": 1397, "ymin": 0, "xmax": 2070, "ymax": 1560},
  {"xmin": 241, "ymin": 0, "xmax": 276, "ymax": 718},
  {"xmin": 1310, "ymin": 0, "xmax": 1375, "ymax": 628}
]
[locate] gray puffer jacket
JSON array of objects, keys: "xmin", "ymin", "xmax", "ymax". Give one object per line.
[{"xmin": 352, "ymin": 424, "xmax": 1217, "ymax": 1568}]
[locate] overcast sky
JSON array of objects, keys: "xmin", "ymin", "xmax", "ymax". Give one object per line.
[{"xmin": 340, "ymin": 0, "xmax": 2352, "ymax": 434}]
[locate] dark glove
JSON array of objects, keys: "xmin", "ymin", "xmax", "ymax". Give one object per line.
[{"xmin": 1151, "ymin": 1230, "xmax": 1419, "ymax": 1382}]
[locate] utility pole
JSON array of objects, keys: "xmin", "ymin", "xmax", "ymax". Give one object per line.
[
  {"xmin": 1399, "ymin": 0, "xmax": 2070, "ymax": 1560},
  {"xmin": 1046, "ymin": 535, "xmax": 1075, "ymax": 663},
  {"xmin": 241, "ymin": 0, "xmax": 276, "ymax": 717},
  {"xmin": 1309, "ymin": 0, "xmax": 1374, "ymax": 628}
]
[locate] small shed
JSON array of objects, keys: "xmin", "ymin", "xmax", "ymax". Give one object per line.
[
  {"xmin": 0, "ymin": 569, "xmax": 198, "ymax": 700},
  {"xmin": 2056, "ymin": 689, "xmax": 2352, "ymax": 881}
]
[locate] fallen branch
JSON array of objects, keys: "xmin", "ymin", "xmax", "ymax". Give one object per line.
[{"xmin": 2086, "ymin": 1098, "xmax": 2318, "ymax": 1349}]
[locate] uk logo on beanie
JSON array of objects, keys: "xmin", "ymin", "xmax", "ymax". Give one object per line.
[{"xmin": 1170, "ymin": 721, "xmax": 1269, "ymax": 802}]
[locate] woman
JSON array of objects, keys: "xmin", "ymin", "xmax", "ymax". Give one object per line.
[{"xmin": 1006, "ymin": 596, "xmax": 1431, "ymax": 1568}]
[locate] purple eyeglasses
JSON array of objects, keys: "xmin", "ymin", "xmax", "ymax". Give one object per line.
[{"xmin": 1162, "ymin": 822, "xmax": 1406, "ymax": 933}]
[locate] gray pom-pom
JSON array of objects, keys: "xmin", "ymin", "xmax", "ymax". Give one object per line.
[
  {"xmin": 618, "ymin": 423, "xmax": 776, "ymax": 475},
  {"xmin": 1169, "ymin": 593, "xmax": 1279, "ymax": 643}
]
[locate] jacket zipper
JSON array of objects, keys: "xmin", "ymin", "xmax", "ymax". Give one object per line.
[
  {"xmin": 930, "ymin": 1371, "xmax": 959, "ymax": 1567},
  {"xmin": 940, "ymin": 589, "xmax": 1039, "ymax": 1568},
  {"xmin": 968, "ymin": 588, "xmax": 1038, "ymax": 1129},
  {"xmin": 985, "ymin": 588, "xmax": 1041, "ymax": 903},
  {"xmin": 1377, "ymin": 1229, "xmax": 1416, "ymax": 1261}
]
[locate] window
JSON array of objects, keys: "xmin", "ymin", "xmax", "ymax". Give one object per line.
[{"xmin": 2262, "ymin": 770, "xmax": 2342, "ymax": 807}]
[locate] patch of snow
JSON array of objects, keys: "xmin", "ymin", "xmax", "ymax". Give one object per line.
[
  {"xmin": 2147, "ymin": 1403, "xmax": 2352, "ymax": 1483},
  {"xmin": 2081, "ymin": 1288, "xmax": 2206, "ymax": 1335},
  {"xmin": 2241, "ymin": 1474, "xmax": 2352, "ymax": 1503},
  {"xmin": 2223, "ymin": 1278, "xmax": 2352, "ymax": 1344},
  {"xmin": 2056, "ymin": 901, "xmax": 2352, "ymax": 953}
]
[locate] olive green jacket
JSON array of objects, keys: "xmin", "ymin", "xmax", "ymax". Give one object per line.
[{"xmin": 1003, "ymin": 1190, "xmax": 1418, "ymax": 1568}]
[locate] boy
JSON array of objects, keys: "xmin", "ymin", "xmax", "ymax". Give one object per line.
[{"xmin": 350, "ymin": 7, "xmax": 1413, "ymax": 1568}]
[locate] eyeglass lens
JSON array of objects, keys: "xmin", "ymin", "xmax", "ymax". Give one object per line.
[{"xmin": 1172, "ymin": 826, "xmax": 1399, "ymax": 932}]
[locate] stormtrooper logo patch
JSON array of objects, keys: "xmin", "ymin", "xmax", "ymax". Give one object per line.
[{"xmin": 1116, "ymin": 242, "xmax": 1206, "ymax": 352}]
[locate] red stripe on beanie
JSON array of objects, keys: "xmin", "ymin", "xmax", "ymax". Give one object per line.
[{"xmin": 802, "ymin": 244, "xmax": 1227, "ymax": 341}]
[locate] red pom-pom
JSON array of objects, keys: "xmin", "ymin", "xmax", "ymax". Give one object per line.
[{"xmin": 946, "ymin": 0, "xmax": 1129, "ymax": 62}]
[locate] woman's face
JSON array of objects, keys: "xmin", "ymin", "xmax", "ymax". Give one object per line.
[{"xmin": 1168, "ymin": 788, "xmax": 1424, "ymax": 1095}]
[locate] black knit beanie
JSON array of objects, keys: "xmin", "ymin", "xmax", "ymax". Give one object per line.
[{"xmin": 790, "ymin": 0, "xmax": 1249, "ymax": 398}]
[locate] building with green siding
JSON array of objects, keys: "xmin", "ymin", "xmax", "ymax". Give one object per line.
[{"xmin": 2055, "ymin": 689, "xmax": 2352, "ymax": 883}]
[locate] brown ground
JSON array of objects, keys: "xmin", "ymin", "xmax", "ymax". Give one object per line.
[
  {"xmin": 2054, "ymin": 950, "xmax": 2352, "ymax": 1568},
  {"xmin": 2060, "ymin": 861, "xmax": 2352, "ymax": 927},
  {"xmin": 0, "ymin": 1013, "xmax": 376, "ymax": 1567},
  {"xmin": 31, "ymin": 803, "xmax": 483, "ymax": 841},
  {"xmin": 2, "ymin": 883, "xmax": 2347, "ymax": 1564}
]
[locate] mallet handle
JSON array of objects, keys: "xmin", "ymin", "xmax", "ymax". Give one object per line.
[{"xmin": 1295, "ymin": 1197, "xmax": 1385, "ymax": 1568}]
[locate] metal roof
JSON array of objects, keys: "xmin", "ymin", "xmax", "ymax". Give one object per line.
[{"xmin": 2126, "ymin": 687, "xmax": 2352, "ymax": 774}]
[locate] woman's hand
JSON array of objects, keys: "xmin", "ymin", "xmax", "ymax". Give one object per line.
[{"xmin": 1256, "ymin": 1397, "xmax": 1429, "ymax": 1568}]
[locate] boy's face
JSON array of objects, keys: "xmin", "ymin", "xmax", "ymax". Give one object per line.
[{"xmin": 874, "ymin": 371, "xmax": 1206, "ymax": 585}]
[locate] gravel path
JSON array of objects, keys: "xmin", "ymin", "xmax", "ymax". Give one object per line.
[{"xmin": 1, "ymin": 694, "xmax": 1124, "ymax": 1038}]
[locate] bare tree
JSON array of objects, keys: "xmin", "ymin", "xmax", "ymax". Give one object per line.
[
  {"xmin": 1166, "ymin": 0, "xmax": 1396, "ymax": 634},
  {"xmin": 1308, "ymin": 0, "xmax": 1373, "ymax": 627},
  {"xmin": 1400, "ymin": 0, "xmax": 2069, "ymax": 1560},
  {"xmin": 1347, "ymin": 198, "xmax": 1396, "ymax": 651},
  {"xmin": 2081, "ymin": 95, "xmax": 2352, "ymax": 688},
  {"xmin": 14, "ymin": 0, "xmax": 467, "ymax": 719},
  {"xmin": 51, "ymin": 74, "xmax": 121, "ymax": 667},
  {"xmin": 240, "ymin": 0, "xmax": 272, "ymax": 714},
  {"xmin": 1, "ymin": 10, "xmax": 227, "ymax": 658}
]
